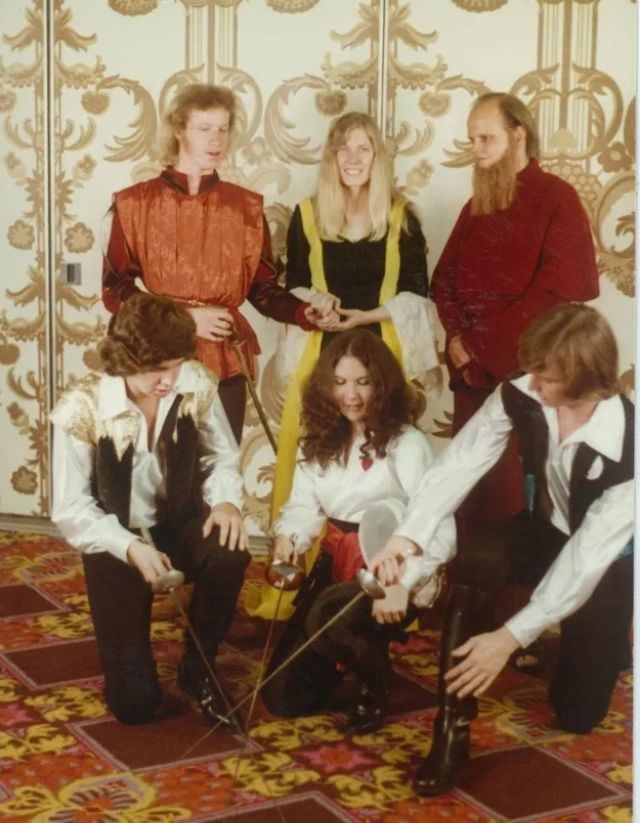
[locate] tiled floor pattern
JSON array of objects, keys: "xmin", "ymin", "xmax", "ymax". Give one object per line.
[{"xmin": 0, "ymin": 532, "xmax": 632, "ymax": 821}]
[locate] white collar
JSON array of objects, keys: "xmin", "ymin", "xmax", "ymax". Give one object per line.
[
  {"xmin": 97, "ymin": 362, "xmax": 195, "ymax": 421},
  {"xmin": 512, "ymin": 375, "xmax": 625, "ymax": 463},
  {"xmin": 173, "ymin": 360, "xmax": 206, "ymax": 393},
  {"xmin": 97, "ymin": 374, "xmax": 133, "ymax": 420},
  {"xmin": 565, "ymin": 393, "xmax": 625, "ymax": 462}
]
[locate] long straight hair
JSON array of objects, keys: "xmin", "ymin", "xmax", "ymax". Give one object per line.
[
  {"xmin": 160, "ymin": 83, "xmax": 236, "ymax": 166},
  {"xmin": 315, "ymin": 112, "xmax": 395, "ymax": 241},
  {"xmin": 519, "ymin": 303, "xmax": 619, "ymax": 400}
]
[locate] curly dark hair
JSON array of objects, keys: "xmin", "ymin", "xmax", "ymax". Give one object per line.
[
  {"xmin": 299, "ymin": 329, "xmax": 419, "ymax": 468},
  {"xmin": 99, "ymin": 293, "xmax": 196, "ymax": 376}
]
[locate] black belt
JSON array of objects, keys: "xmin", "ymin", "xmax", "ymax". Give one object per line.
[{"xmin": 327, "ymin": 517, "xmax": 358, "ymax": 534}]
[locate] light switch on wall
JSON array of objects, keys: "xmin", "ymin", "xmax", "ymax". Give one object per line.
[{"xmin": 63, "ymin": 262, "xmax": 82, "ymax": 285}]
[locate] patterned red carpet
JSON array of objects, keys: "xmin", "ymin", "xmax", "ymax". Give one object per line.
[{"xmin": 0, "ymin": 531, "xmax": 632, "ymax": 822}]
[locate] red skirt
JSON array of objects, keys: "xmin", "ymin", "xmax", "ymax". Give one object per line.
[{"xmin": 322, "ymin": 520, "xmax": 364, "ymax": 584}]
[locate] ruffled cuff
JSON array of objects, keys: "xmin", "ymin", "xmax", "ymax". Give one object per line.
[{"xmin": 384, "ymin": 293, "xmax": 440, "ymax": 382}]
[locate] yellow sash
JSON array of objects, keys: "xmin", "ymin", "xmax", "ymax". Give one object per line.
[{"xmin": 243, "ymin": 198, "xmax": 406, "ymax": 620}]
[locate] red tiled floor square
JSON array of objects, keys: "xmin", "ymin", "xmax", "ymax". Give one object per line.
[
  {"xmin": 202, "ymin": 793, "xmax": 355, "ymax": 821},
  {"xmin": 0, "ymin": 584, "xmax": 60, "ymax": 617},
  {"xmin": 457, "ymin": 746, "xmax": 621, "ymax": 819},
  {"xmin": 76, "ymin": 698, "xmax": 251, "ymax": 769},
  {"xmin": 388, "ymin": 670, "xmax": 437, "ymax": 714},
  {"xmin": 0, "ymin": 535, "xmax": 632, "ymax": 823},
  {"xmin": 6, "ymin": 638, "xmax": 102, "ymax": 685}
]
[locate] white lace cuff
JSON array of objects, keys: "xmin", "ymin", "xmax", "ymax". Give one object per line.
[{"xmin": 384, "ymin": 293, "xmax": 440, "ymax": 382}]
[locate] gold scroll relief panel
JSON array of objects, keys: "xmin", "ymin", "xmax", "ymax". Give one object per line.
[
  {"xmin": 0, "ymin": 0, "xmax": 635, "ymax": 524},
  {"xmin": 1, "ymin": 0, "xmax": 378, "ymax": 521},
  {"xmin": 198, "ymin": 1, "xmax": 383, "ymax": 532},
  {"xmin": 0, "ymin": 2, "xmax": 48, "ymax": 516},
  {"xmin": 388, "ymin": 0, "xmax": 636, "ymax": 442}
]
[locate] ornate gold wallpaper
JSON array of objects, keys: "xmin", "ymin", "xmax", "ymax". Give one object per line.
[
  {"xmin": 0, "ymin": 0, "xmax": 635, "ymax": 526},
  {"xmin": 0, "ymin": 2, "xmax": 48, "ymax": 514}
]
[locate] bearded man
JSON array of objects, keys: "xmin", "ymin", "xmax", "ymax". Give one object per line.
[{"xmin": 432, "ymin": 92, "xmax": 599, "ymax": 530}]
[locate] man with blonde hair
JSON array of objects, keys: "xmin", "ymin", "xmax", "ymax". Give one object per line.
[
  {"xmin": 432, "ymin": 92, "xmax": 599, "ymax": 535},
  {"xmin": 372, "ymin": 304, "xmax": 633, "ymax": 795},
  {"xmin": 103, "ymin": 83, "xmax": 324, "ymax": 442}
]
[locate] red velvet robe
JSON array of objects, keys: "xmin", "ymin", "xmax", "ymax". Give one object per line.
[
  {"xmin": 432, "ymin": 160, "xmax": 599, "ymax": 526},
  {"xmin": 103, "ymin": 168, "xmax": 312, "ymax": 380}
]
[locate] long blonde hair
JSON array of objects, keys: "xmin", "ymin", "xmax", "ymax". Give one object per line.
[{"xmin": 315, "ymin": 112, "xmax": 394, "ymax": 241}]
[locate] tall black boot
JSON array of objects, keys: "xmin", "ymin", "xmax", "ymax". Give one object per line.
[{"xmin": 414, "ymin": 584, "xmax": 494, "ymax": 796}]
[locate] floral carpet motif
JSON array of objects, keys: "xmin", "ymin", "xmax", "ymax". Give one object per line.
[{"xmin": 0, "ymin": 532, "xmax": 632, "ymax": 822}]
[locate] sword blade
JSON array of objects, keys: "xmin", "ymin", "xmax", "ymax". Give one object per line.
[
  {"xmin": 140, "ymin": 527, "xmax": 242, "ymax": 734},
  {"xmin": 210, "ymin": 588, "xmax": 368, "ymax": 732},
  {"xmin": 178, "ymin": 584, "xmax": 369, "ymax": 761},
  {"xmin": 243, "ymin": 582, "xmax": 286, "ymax": 730},
  {"xmin": 228, "ymin": 582, "xmax": 287, "ymax": 789},
  {"xmin": 231, "ymin": 337, "xmax": 278, "ymax": 453},
  {"xmin": 169, "ymin": 587, "xmax": 241, "ymax": 733}
]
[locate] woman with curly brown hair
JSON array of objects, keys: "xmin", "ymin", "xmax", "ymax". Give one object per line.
[
  {"xmin": 51, "ymin": 293, "xmax": 248, "ymax": 728},
  {"xmin": 261, "ymin": 329, "xmax": 454, "ymax": 732}
]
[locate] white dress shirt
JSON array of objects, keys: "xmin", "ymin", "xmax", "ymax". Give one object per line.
[
  {"xmin": 274, "ymin": 425, "xmax": 456, "ymax": 597},
  {"xmin": 51, "ymin": 361, "xmax": 243, "ymax": 563},
  {"xmin": 398, "ymin": 375, "xmax": 633, "ymax": 647}
]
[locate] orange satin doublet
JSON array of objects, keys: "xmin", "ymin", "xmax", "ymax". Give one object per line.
[{"xmin": 114, "ymin": 177, "xmax": 264, "ymax": 379}]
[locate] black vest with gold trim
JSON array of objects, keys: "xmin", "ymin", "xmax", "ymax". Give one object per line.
[{"xmin": 91, "ymin": 394, "xmax": 204, "ymax": 529}]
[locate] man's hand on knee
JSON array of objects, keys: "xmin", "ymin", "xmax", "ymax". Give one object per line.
[
  {"xmin": 203, "ymin": 502, "xmax": 247, "ymax": 551},
  {"xmin": 445, "ymin": 626, "xmax": 520, "ymax": 698}
]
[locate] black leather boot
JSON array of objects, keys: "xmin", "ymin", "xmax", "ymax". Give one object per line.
[
  {"xmin": 344, "ymin": 679, "xmax": 388, "ymax": 735},
  {"xmin": 414, "ymin": 701, "xmax": 475, "ymax": 795},
  {"xmin": 342, "ymin": 608, "xmax": 393, "ymax": 736},
  {"xmin": 178, "ymin": 657, "xmax": 239, "ymax": 730},
  {"xmin": 414, "ymin": 584, "xmax": 493, "ymax": 796}
]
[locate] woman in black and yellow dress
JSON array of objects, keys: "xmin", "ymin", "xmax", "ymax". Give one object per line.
[{"xmin": 246, "ymin": 111, "xmax": 439, "ymax": 621}]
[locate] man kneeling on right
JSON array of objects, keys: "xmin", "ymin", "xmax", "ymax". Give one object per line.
[{"xmin": 372, "ymin": 303, "xmax": 633, "ymax": 795}]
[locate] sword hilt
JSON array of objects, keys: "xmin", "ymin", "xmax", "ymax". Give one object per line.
[
  {"xmin": 356, "ymin": 568, "xmax": 386, "ymax": 599},
  {"xmin": 227, "ymin": 329, "xmax": 278, "ymax": 454},
  {"xmin": 228, "ymin": 329, "xmax": 244, "ymax": 348},
  {"xmin": 150, "ymin": 568, "xmax": 186, "ymax": 594},
  {"xmin": 265, "ymin": 556, "xmax": 305, "ymax": 591}
]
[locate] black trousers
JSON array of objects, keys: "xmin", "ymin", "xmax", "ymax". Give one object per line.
[
  {"xmin": 455, "ymin": 513, "xmax": 633, "ymax": 733},
  {"xmin": 218, "ymin": 374, "xmax": 247, "ymax": 444},
  {"xmin": 263, "ymin": 556, "xmax": 415, "ymax": 717},
  {"xmin": 82, "ymin": 514, "xmax": 250, "ymax": 724}
]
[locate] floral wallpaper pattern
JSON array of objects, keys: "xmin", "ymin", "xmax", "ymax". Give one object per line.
[{"xmin": 0, "ymin": 0, "xmax": 634, "ymax": 527}]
